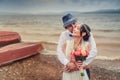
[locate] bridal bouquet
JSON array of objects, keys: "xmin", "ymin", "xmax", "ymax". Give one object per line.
[
  {"xmin": 71, "ymin": 48, "xmax": 89, "ymax": 62},
  {"xmin": 71, "ymin": 48, "xmax": 89, "ymax": 78}
]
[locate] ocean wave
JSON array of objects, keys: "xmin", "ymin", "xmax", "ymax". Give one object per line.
[
  {"xmin": 93, "ymin": 29, "xmax": 120, "ymax": 32},
  {"xmin": 40, "ymin": 41, "xmax": 58, "ymax": 51},
  {"xmin": 96, "ymin": 56, "xmax": 120, "ymax": 60},
  {"xmin": 96, "ymin": 43, "xmax": 120, "ymax": 46},
  {"xmin": 40, "ymin": 41, "xmax": 58, "ymax": 45},
  {"xmin": 94, "ymin": 35, "xmax": 120, "ymax": 40}
]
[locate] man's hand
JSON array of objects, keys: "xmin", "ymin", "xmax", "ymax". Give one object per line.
[
  {"xmin": 63, "ymin": 60, "xmax": 83, "ymax": 72},
  {"xmin": 65, "ymin": 62, "xmax": 76, "ymax": 72},
  {"xmin": 83, "ymin": 64, "xmax": 90, "ymax": 69}
]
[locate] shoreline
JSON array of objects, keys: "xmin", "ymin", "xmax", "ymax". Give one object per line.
[
  {"xmin": 0, "ymin": 23, "xmax": 120, "ymax": 59},
  {"xmin": 40, "ymin": 41, "xmax": 120, "ymax": 60}
]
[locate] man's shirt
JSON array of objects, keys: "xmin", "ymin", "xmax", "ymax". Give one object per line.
[{"xmin": 57, "ymin": 30, "xmax": 97, "ymax": 66}]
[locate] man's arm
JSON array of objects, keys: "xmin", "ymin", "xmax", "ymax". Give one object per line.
[
  {"xmin": 57, "ymin": 33, "xmax": 76, "ymax": 71},
  {"xmin": 82, "ymin": 33, "xmax": 97, "ymax": 66},
  {"xmin": 57, "ymin": 32, "xmax": 69, "ymax": 65}
]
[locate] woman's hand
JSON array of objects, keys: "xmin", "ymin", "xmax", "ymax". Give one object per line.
[{"xmin": 76, "ymin": 60, "xmax": 83, "ymax": 69}]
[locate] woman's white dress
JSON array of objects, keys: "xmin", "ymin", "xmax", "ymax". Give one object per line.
[{"xmin": 62, "ymin": 40, "xmax": 89, "ymax": 80}]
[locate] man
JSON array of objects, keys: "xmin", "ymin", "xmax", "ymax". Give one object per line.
[{"xmin": 57, "ymin": 13, "xmax": 97, "ymax": 79}]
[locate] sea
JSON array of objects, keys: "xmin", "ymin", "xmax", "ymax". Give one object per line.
[{"xmin": 0, "ymin": 13, "xmax": 120, "ymax": 60}]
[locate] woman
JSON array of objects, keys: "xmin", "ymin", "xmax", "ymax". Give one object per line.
[{"xmin": 62, "ymin": 24, "xmax": 91, "ymax": 80}]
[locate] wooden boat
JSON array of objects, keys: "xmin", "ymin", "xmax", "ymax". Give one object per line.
[
  {"xmin": 0, "ymin": 31, "xmax": 21, "ymax": 46},
  {"xmin": 0, "ymin": 42, "xmax": 43, "ymax": 66}
]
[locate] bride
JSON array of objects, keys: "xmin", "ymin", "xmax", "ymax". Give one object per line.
[{"xmin": 62, "ymin": 24, "xmax": 91, "ymax": 80}]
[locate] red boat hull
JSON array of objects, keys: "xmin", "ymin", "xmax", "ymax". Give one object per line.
[
  {"xmin": 0, "ymin": 42, "xmax": 43, "ymax": 66},
  {"xmin": 0, "ymin": 31, "xmax": 21, "ymax": 46}
]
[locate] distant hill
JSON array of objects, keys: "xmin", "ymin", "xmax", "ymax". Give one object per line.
[
  {"xmin": 0, "ymin": 9, "xmax": 120, "ymax": 15},
  {"xmin": 63, "ymin": 9, "xmax": 120, "ymax": 15},
  {"xmin": 84, "ymin": 9, "xmax": 120, "ymax": 14},
  {"xmin": 0, "ymin": 12, "xmax": 27, "ymax": 15}
]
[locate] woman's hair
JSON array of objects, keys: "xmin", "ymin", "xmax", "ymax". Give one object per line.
[{"xmin": 80, "ymin": 24, "xmax": 91, "ymax": 41}]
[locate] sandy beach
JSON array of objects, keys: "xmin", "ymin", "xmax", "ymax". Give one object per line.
[{"xmin": 0, "ymin": 54, "xmax": 120, "ymax": 80}]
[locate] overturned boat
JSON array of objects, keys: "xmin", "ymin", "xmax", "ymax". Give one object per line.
[
  {"xmin": 0, "ymin": 31, "xmax": 21, "ymax": 47},
  {"xmin": 0, "ymin": 42, "xmax": 43, "ymax": 66}
]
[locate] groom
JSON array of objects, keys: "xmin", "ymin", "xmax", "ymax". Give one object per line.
[{"xmin": 57, "ymin": 13, "xmax": 97, "ymax": 79}]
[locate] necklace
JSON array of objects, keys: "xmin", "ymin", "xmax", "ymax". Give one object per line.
[{"xmin": 74, "ymin": 39, "xmax": 82, "ymax": 51}]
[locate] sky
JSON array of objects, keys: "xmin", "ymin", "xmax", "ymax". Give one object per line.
[{"xmin": 0, "ymin": 0, "xmax": 120, "ymax": 14}]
